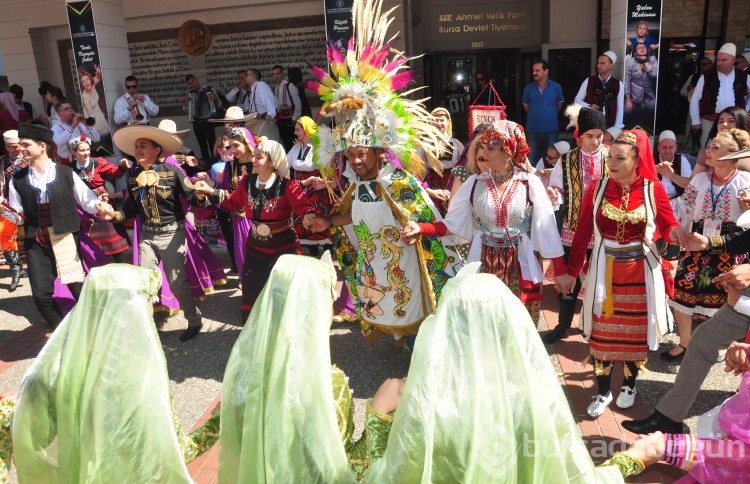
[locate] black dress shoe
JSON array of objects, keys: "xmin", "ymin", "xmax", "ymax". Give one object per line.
[
  {"xmin": 659, "ymin": 344, "xmax": 686, "ymax": 361},
  {"xmin": 179, "ymin": 325, "xmax": 202, "ymax": 341},
  {"xmin": 542, "ymin": 323, "xmax": 570, "ymax": 343},
  {"xmin": 622, "ymin": 410, "xmax": 683, "ymax": 435}
]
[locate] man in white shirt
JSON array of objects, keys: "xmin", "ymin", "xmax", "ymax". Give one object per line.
[
  {"xmin": 51, "ymin": 100, "xmax": 100, "ymax": 165},
  {"xmin": 1, "ymin": 121, "xmax": 107, "ymax": 327},
  {"xmin": 225, "ymin": 70, "xmax": 251, "ymax": 113},
  {"xmin": 246, "ymin": 68, "xmax": 281, "ymax": 144},
  {"xmin": 574, "ymin": 51, "xmax": 625, "ymax": 129},
  {"xmin": 113, "ymin": 75, "xmax": 160, "ymax": 126},
  {"xmin": 271, "ymin": 65, "xmax": 302, "ymax": 150},
  {"xmin": 689, "ymin": 43, "xmax": 750, "ymax": 148},
  {"xmin": 654, "ymin": 130, "xmax": 692, "ymax": 199}
]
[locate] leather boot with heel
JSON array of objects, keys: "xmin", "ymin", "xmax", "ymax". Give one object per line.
[{"xmin": 6, "ymin": 250, "xmax": 26, "ymax": 292}]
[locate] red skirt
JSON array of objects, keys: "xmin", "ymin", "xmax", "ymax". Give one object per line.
[
  {"xmin": 480, "ymin": 243, "xmax": 541, "ymax": 305},
  {"xmin": 86, "ymin": 219, "xmax": 130, "ymax": 256},
  {"xmin": 590, "ymin": 258, "xmax": 648, "ymax": 362}
]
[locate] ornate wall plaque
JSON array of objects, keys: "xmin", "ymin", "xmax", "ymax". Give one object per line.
[{"xmin": 178, "ymin": 20, "xmax": 211, "ymax": 56}]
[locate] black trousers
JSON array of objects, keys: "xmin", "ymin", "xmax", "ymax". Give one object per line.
[
  {"xmin": 192, "ymin": 120, "xmax": 217, "ymax": 163},
  {"xmin": 25, "ymin": 236, "xmax": 83, "ymax": 327},
  {"xmin": 216, "ymin": 209, "xmax": 236, "ymax": 272},
  {"xmin": 558, "ymin": 245, "xmax": 593, "ymax": 326}
]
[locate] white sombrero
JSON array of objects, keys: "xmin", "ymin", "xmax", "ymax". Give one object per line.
[
  {"xmin": 208, "ymin": 105, "xmax": 257, "ymax": 123},
  {"xmin": 113, "ymin": 125, "xmax": 183, "ymax": 157},
  {"xmin": 157, "ymin": 119, "xmax": 190, "ymax": 138}
]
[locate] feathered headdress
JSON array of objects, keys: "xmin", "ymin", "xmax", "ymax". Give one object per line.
[{"xmin": 307, "ymin": 0, "xmax": 446, "ymax": 176}]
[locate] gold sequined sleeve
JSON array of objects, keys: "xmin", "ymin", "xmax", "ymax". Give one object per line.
[{"xmin": 346, "ymin": 400, "xmax": 394, "ymax": 480}]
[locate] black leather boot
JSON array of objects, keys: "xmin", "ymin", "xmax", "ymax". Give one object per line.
[
  {"xmin": 621, "ymin": 410, "xmax": 684, "ymax": 435},
  {"xmin": 543, "ymin": 296, "xmax": 575, "ymax": 343},
  {"xmin": 7, "ymin": 250, "xmax": 25, "ymax": 292}
]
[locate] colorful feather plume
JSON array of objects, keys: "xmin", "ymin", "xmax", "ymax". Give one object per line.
[{"xmin": 306, "ymin": 0, "xmax": 447, "ymax": 177}]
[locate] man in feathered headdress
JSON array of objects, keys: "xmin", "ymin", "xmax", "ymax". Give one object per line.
[
  {"xmin": 544, "ymin": 105, "xmax": 610, "ymax": 342},
  {"xmin": 307, "ymin": 0, "xmax": 463, "ymax": 344}
]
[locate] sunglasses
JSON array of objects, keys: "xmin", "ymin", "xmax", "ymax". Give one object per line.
[{"xmin": 125, "ymin": 85, "xmax": 138, "ymax": 89}]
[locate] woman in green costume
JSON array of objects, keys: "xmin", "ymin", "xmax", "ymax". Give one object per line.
[
  {"xmin": 218, "ymin": 253, "xmax": 395, "ymax": 483},
  {"xmin": 362, "ymin": 272, "xmax": 653, "ymax": 482},
  {"xmin": 10, "ymin": 264, "xmax": 217, "ymax": 483}
]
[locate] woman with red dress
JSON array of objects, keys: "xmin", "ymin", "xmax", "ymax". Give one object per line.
[
  {"xmin": 566, "ymin": 130, "xmax": 687, "ymax": 418},
  {"xmin": 195, "ymin": 137, "xmax": 317, "ymax": 323},
  {"xmin": 68, "ymin": 135, "xmax": 131, "ymax": 262}
]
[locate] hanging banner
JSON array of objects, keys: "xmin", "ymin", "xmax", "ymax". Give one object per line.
[
  {"xmin": 66, "ymin": 0, "xmax": 114, "ymax": 156},
  {"xmin": 623, "ymin": 0, "xmax": 663, "ymax": 134},
  {"xmin": 324, "ymin": 0, "xmax": 353, "ymax": 56}
]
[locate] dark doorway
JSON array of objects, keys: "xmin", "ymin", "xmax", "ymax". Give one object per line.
[
  {"xmin": 425, "ymin": 50, "xmax": 520, "ymax": 141},
  {"xmin": 548, "ymin": 48, "xmax": 592, "ymax": 130}
]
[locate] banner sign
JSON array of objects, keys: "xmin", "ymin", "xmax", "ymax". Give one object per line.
[
  {"xmin": 324, "ymin": 0, "xmax": 353, "ymax": 56},
  {"xmin": 66, "ymin": 1, "xmax": 114, "ymax": 156},
  {"xmin": 623, "ymin": 0, "xmax": 663, "ymax": 134}
]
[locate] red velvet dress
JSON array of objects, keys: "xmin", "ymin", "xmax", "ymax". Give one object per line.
[{"xmin": 568, "ymin": 177, "xmax": 678, "ymax": 363}]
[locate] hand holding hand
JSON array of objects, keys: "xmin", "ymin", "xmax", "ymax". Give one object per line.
[
  {"xmin": 724, "ymin": 342, "xmax": 750, "ymax": 375},
  {"xmin": 668, "ymin": 226, "xmax": 688, "ymax": 247},
  {"xmin": 713, "ymin": 264, "xmax": 750, "ymax": 291},
  {"xmin": 624, "ymin": 432, "xmax": 665, "ymax": 468},
  {"xmin": 432, "ymin": 189, "xmax": 451, "ymax": 203},
  {"xmin": 96, "ymin": 201, "xmax": 115, "ymax": 221},
  {"xmin": 683, "ymin": 231, "xmax": 708, "ymax": 252},
  {"xmin": 371, "ymin": 377, "xmax": 407, "ymax": 415},
  {"xmin": 725, "ymin": 281, "xmax": 741, "ymax": 308},
  {"xmin": 308, "ymin": 215, "xmax": 332, "ymax": 233},
  {"xmin": 546, "ymin": 186, "xmax": 559, "ymax": 205},
  {"xmin": 589, "ymin": 104, "xmax": 600, "ymax": 111},
  {"xmin": 400, "ymin": 221, "xmax": 421, "ymax": 245},
  {"xmin": 554, "ymin": 274, "xmax": 576, "ymax": 295},
  {"xmin": 302, "ymin": 212, "xmax": 317, "ymax": 230},
  {"xmin": 304, "ymin": 176, "xmax": 327, "ymax": 191},
  {"xmin": 192, "ymin": 180, "xmax": 215, "ymax": 195}
]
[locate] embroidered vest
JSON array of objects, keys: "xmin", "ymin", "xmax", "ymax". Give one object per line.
[
  {"xmin": 698, "ymin": 68, "xmax": 749, "ymax": 121},
  {"xmin": 584, "ymin": 75, "xmax": 620, "ymax": 126},
  {"xmin": 562, "ymin": 147, "xmax": 609, "ymax": 231},
  {"xmin": 12, "ymin": 164, "xmax": 80, "ymax": 238}
]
